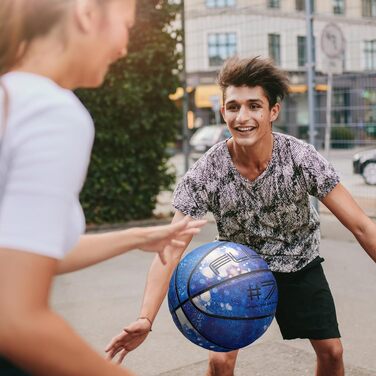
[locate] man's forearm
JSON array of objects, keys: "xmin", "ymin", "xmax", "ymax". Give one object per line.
[
  {"xmin": 139, "ymin": 212, "xmax": 194, "ymax": 321},
  {"xmin": 139, "ymin": 251, "xmax": 181, "ymax": 322},
  {"xmin": 353, "ymin": 218, "xmax": 376, "ymax": 263}
]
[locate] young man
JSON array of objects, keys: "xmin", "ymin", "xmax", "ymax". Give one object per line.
[{"xmin": 107, "ymin": 57, "xmax": 376, "ymax": 376}]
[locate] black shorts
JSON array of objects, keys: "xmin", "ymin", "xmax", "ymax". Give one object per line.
[
  {"xmin": 0, "ymin": 357, "xmax": 30, "ymax": 376},
  {"xmin": 272, "ymin": 257, "xmax": 341, "ymax": 340}
]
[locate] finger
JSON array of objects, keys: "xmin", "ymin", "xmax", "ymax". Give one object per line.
[
  {"xmin": 186, "ymin": 219, "xmax": 207, "ymax": 229},
  {"xmin": 158, "ymin": 250, "xmax": 167, "ymax": 265},
  {"xmin": 105, "ymin": 338, "xmax": 122, "ymax": 352},
  {"xmin": 168, "ymin": 216, "xmax": 191, "ymax": 231},
  {"xmin": 170, "ymin": 239, "xmax": 186, "ymax": 247},
  {"xmin": 178, "ymin": 228, "xmax": 201, "ymax": 236},
  {"xmin": 112, "ymin": 344, "xmax": 127, "ymax": 358},
  {"xmin": 106, "ymin": 348, "xmax": 119, "ymax": 360},
  {"xmin": 117, "ymin": 349, "xmax": 128, "ymax": 365},
  {"xmin": 105, "ymin": 333, "xmax": 129, "ymax": 351}
]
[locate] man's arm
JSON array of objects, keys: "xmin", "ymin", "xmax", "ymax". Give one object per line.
[
  {"xmin": 139, "ymin": 211, "xmax": 194, "ymax": 322},
  {"xmin": 105, "ymin": 211, "xmax": 195, "ymax": 362},
  {"xmin": 321, "ymin": 183, "xmax": 376, "ymax": 262}
]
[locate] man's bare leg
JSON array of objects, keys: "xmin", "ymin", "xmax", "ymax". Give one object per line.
[
  {"xmin": 205, "ymin": 350, "xmax": 239, "ymax": 376},
  {"xmin": 310, "ymin": 338, "xmax": 344, "ymax": 376}
]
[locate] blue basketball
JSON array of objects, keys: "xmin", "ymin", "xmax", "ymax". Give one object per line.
[{"xmin": 168, "ymin": 241, "xmax": 278, "ymax": 352}]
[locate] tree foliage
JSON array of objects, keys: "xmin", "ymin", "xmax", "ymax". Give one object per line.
[{"xmin": 77, "ymin": 0, "xmax": 181, "ymax": 224}]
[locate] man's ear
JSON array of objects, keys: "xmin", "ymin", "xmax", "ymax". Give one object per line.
[
  {"xmin": 220, "ymin": 105, "xmax": 225, "ymax": 119},
  {"xmin": 74, "ymin": 0, "xmax": 97, "ymax": 33},
  {"xmin": 270, "ymin": 102, "xmax": 280, "ymax": 122}
]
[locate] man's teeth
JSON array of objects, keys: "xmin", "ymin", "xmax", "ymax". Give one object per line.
[{"xmin": 237, "ymin": 127, "xmax": 255, "ymax": 132}]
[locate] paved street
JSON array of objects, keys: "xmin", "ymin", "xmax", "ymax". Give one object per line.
[
  {"xmin": 51, "ymin": 218, "xmax": 376, "ymax": 376},
  {"xmin": 50, "ymin": 144, "xmax": 376, "ymax": 375}
]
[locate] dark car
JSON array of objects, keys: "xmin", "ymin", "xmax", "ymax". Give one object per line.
[
  {"xmin": 353, "ymin": 148, "xmax": 376, "ymax": 185},
  {"xmin": 189, "ymin": 124, "xmax": 231, "ymax": 161}
]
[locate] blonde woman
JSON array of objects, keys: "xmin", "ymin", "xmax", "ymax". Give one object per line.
[{"xmin": 0, "ymin": 1, "xmax": 205, "ymax": 375}]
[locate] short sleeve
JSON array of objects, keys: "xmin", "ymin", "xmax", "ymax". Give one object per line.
[
  {"xmin": 173, "ymin": 170, "xmax": 209, "ymax": 219},
  {"xmin": 0, "ymin": 102, "xmax": 94, "ymax": 258},
  {"xmin": 300, "ymin": 144, "xmax": 340, "ymax": 199}
]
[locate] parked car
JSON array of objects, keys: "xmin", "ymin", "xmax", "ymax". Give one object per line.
[
  {"xmin": 189, "ymin": 124, "xmax": 231, "ymax": 161},
  {"xmin": 353, "ymin": 148, "xmax": 376, "ymax": 185},
  {"xmin": 189, "ymin": 124, "xmax": 286, "ymax": 161}
]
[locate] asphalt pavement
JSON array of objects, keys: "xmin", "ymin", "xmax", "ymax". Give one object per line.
[
  {"xmin": 51, "ymin": 147, "xmax": 376, "ymax": 375},
  {"xmin": 51, "ymin": 216, "xmax": 376, "ymax": 376}
]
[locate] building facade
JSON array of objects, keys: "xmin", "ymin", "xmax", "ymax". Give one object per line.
[{"xmin": 184, "ymin": 0, "xmax": 376, "ymax": 145}]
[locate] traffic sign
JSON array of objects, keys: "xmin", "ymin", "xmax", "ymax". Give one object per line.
[{"xmin": 321, "ymin": 23, "xmax": 345, "ymax": 58}]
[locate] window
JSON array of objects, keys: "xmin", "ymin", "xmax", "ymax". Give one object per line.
[
  {"xmin": 268, "ymin": 33, "xmax": 281, "ymax": 65},
  {"xmin": 206, "ymin": 0, "xmax": 235, "ymax": 8},
  {"xmin": 364, "ymin": 40, "xmax": 376, "ymax": 70},
  {"xmin": 208, "ymin": 33, "xmax": 237, "ymax": 67},
  {"xmin": 362, "ymin": 0, "xmax": 376, "ymax": 17},
  {"xmin": 333, "ymin": 0, "xmax": 345, "ymax": 14},
  {"xmin": 297, "ymin": 36, "xmax": 306, "ymax": 67},
  {"xmin": 332, "ymin": 90, "xmax": 350, "ymax": 124},
  {"xmin": 297, "ymin": 36, "xmax": 316, "ymax": 68},
  {"xmin": 296, "ymin": 0, "xmax": 315, "ymax": 11},
  {"xmin": 268, "ymin": 0, "xmax": 280, "ymax": 8}
]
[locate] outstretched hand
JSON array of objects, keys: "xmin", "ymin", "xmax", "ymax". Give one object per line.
[
  {"xmin": 139, "ymin": 216, "xmax": 206, "ymax": 264},
  {"xmin": 105, "ymin": 318, "xmax": 152, "ymax": 364}
]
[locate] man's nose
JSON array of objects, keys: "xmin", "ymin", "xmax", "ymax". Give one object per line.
[{"xmin": 236, "ymin": 105, "xmax": 251, "ymax": 123}]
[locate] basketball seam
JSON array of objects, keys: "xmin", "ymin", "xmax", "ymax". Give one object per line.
[
  {"xmin": 175, "ymin": 268, "xmax": 276, "ymax": 318},
  {"xmin": 174, "ymin": 241, "xmax": 227, "ymax": 307},
  {"xmin": 176, "ymin": 303, "xmax": 239, "ymax": 351},
  {"xmin": 173, "ymin": 241, "xmax": 240, "ymax": 350}
]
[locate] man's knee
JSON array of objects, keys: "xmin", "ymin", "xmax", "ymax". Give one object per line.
[
  {"xmin": 312, "ymin": 339, "xmax": 343, "ymax": 363},
  {"xmin": 208, "ymin": 351, "xmax": 238, "ymax": 376}
]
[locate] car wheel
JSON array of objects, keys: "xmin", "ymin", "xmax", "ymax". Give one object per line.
[{"xmin": 362, "ymin": 162, "xmax": 376, "ymax": 185}]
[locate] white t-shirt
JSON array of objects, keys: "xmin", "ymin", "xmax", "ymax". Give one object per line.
[{"xmin": 0, "ymin": 72, "xmax": 94, "ymax": 259}]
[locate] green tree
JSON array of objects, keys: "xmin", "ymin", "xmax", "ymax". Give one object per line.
[{"xmin": 77, "ymin": 0, "xmax": 181, "ymax": 224}]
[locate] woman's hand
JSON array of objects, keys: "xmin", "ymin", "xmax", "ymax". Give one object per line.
[
  {"xmin": 138, "ymin": 216, "xmax": 206, "ymax": 264},
  {"xmin": 105, "ymin": 318, "xmax": 152, "ymax": 364}
]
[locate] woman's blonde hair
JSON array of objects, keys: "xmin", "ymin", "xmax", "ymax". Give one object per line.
[{"xmin": 0, "ymin": 0, "xmax": 74, "ymax": 74}]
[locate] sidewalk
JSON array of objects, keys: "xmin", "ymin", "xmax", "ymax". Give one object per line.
[{"xmin": 52, "ymin": 215, "xmax": 376, "ymax": 376}]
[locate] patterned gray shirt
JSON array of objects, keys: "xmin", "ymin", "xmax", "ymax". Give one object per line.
[{"xmin": 173, "ymin": 132, "xmax": 340, "ymax": 273}]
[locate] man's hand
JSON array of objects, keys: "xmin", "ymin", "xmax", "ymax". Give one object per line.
[{"xmin": 105, "ymin": 318, "xmax": 152, "ymax": 364}]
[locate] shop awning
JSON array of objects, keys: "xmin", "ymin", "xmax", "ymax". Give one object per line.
[
  {"xmin": 194, "ymin": 85, "xmax": 223, "ymax": 108},
  {"xmin": 170, "ymin": 83, "xmax": 329, "ymax": 107},
  {"xmin": 289, "ymin": 84, "xmax": 328, "ymax": 93}
]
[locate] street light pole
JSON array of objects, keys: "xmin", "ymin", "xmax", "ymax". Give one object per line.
[
  {"xmin": 305, "ymin": 0, "xmax": 319, "ymax": 212},
  {"xmin": 305, "ymin": 0, "xmax": 316, "ymax": 149},
  {"xmin": 181, "ymin": 0, "xmax": 189, "ymax": 173}
]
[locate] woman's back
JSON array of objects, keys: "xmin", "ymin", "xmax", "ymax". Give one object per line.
[{"xmin": 0, "ymin": 71, "xmax": 94, "ymax": 258}]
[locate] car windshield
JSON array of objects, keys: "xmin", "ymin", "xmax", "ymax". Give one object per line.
[{"xmin": 191, "ymin": 126, "xmax": 219, "ymax": 143}]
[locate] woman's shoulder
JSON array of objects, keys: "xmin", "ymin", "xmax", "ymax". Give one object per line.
[{"xmin": 3, "ymin": 72, "xmax": 91, "ymax": 122}]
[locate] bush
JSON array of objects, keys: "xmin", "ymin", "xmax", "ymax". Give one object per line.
[
  {"xmin": 77, "ymin": 0, "xmax": 181, "ymax": 224},
  {"xmin": 330, "ymin": 126, "xmax": 355, "ymax": 149}
]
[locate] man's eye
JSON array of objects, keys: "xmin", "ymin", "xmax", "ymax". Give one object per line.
[{"xmin": 227, "ymin": 105, "xmax": 238, "ymax": 111}]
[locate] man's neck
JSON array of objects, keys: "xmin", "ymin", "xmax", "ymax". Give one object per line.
[{"xmin": 228, "ymin": 132, "xmax": 274, "ymax": 181}]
